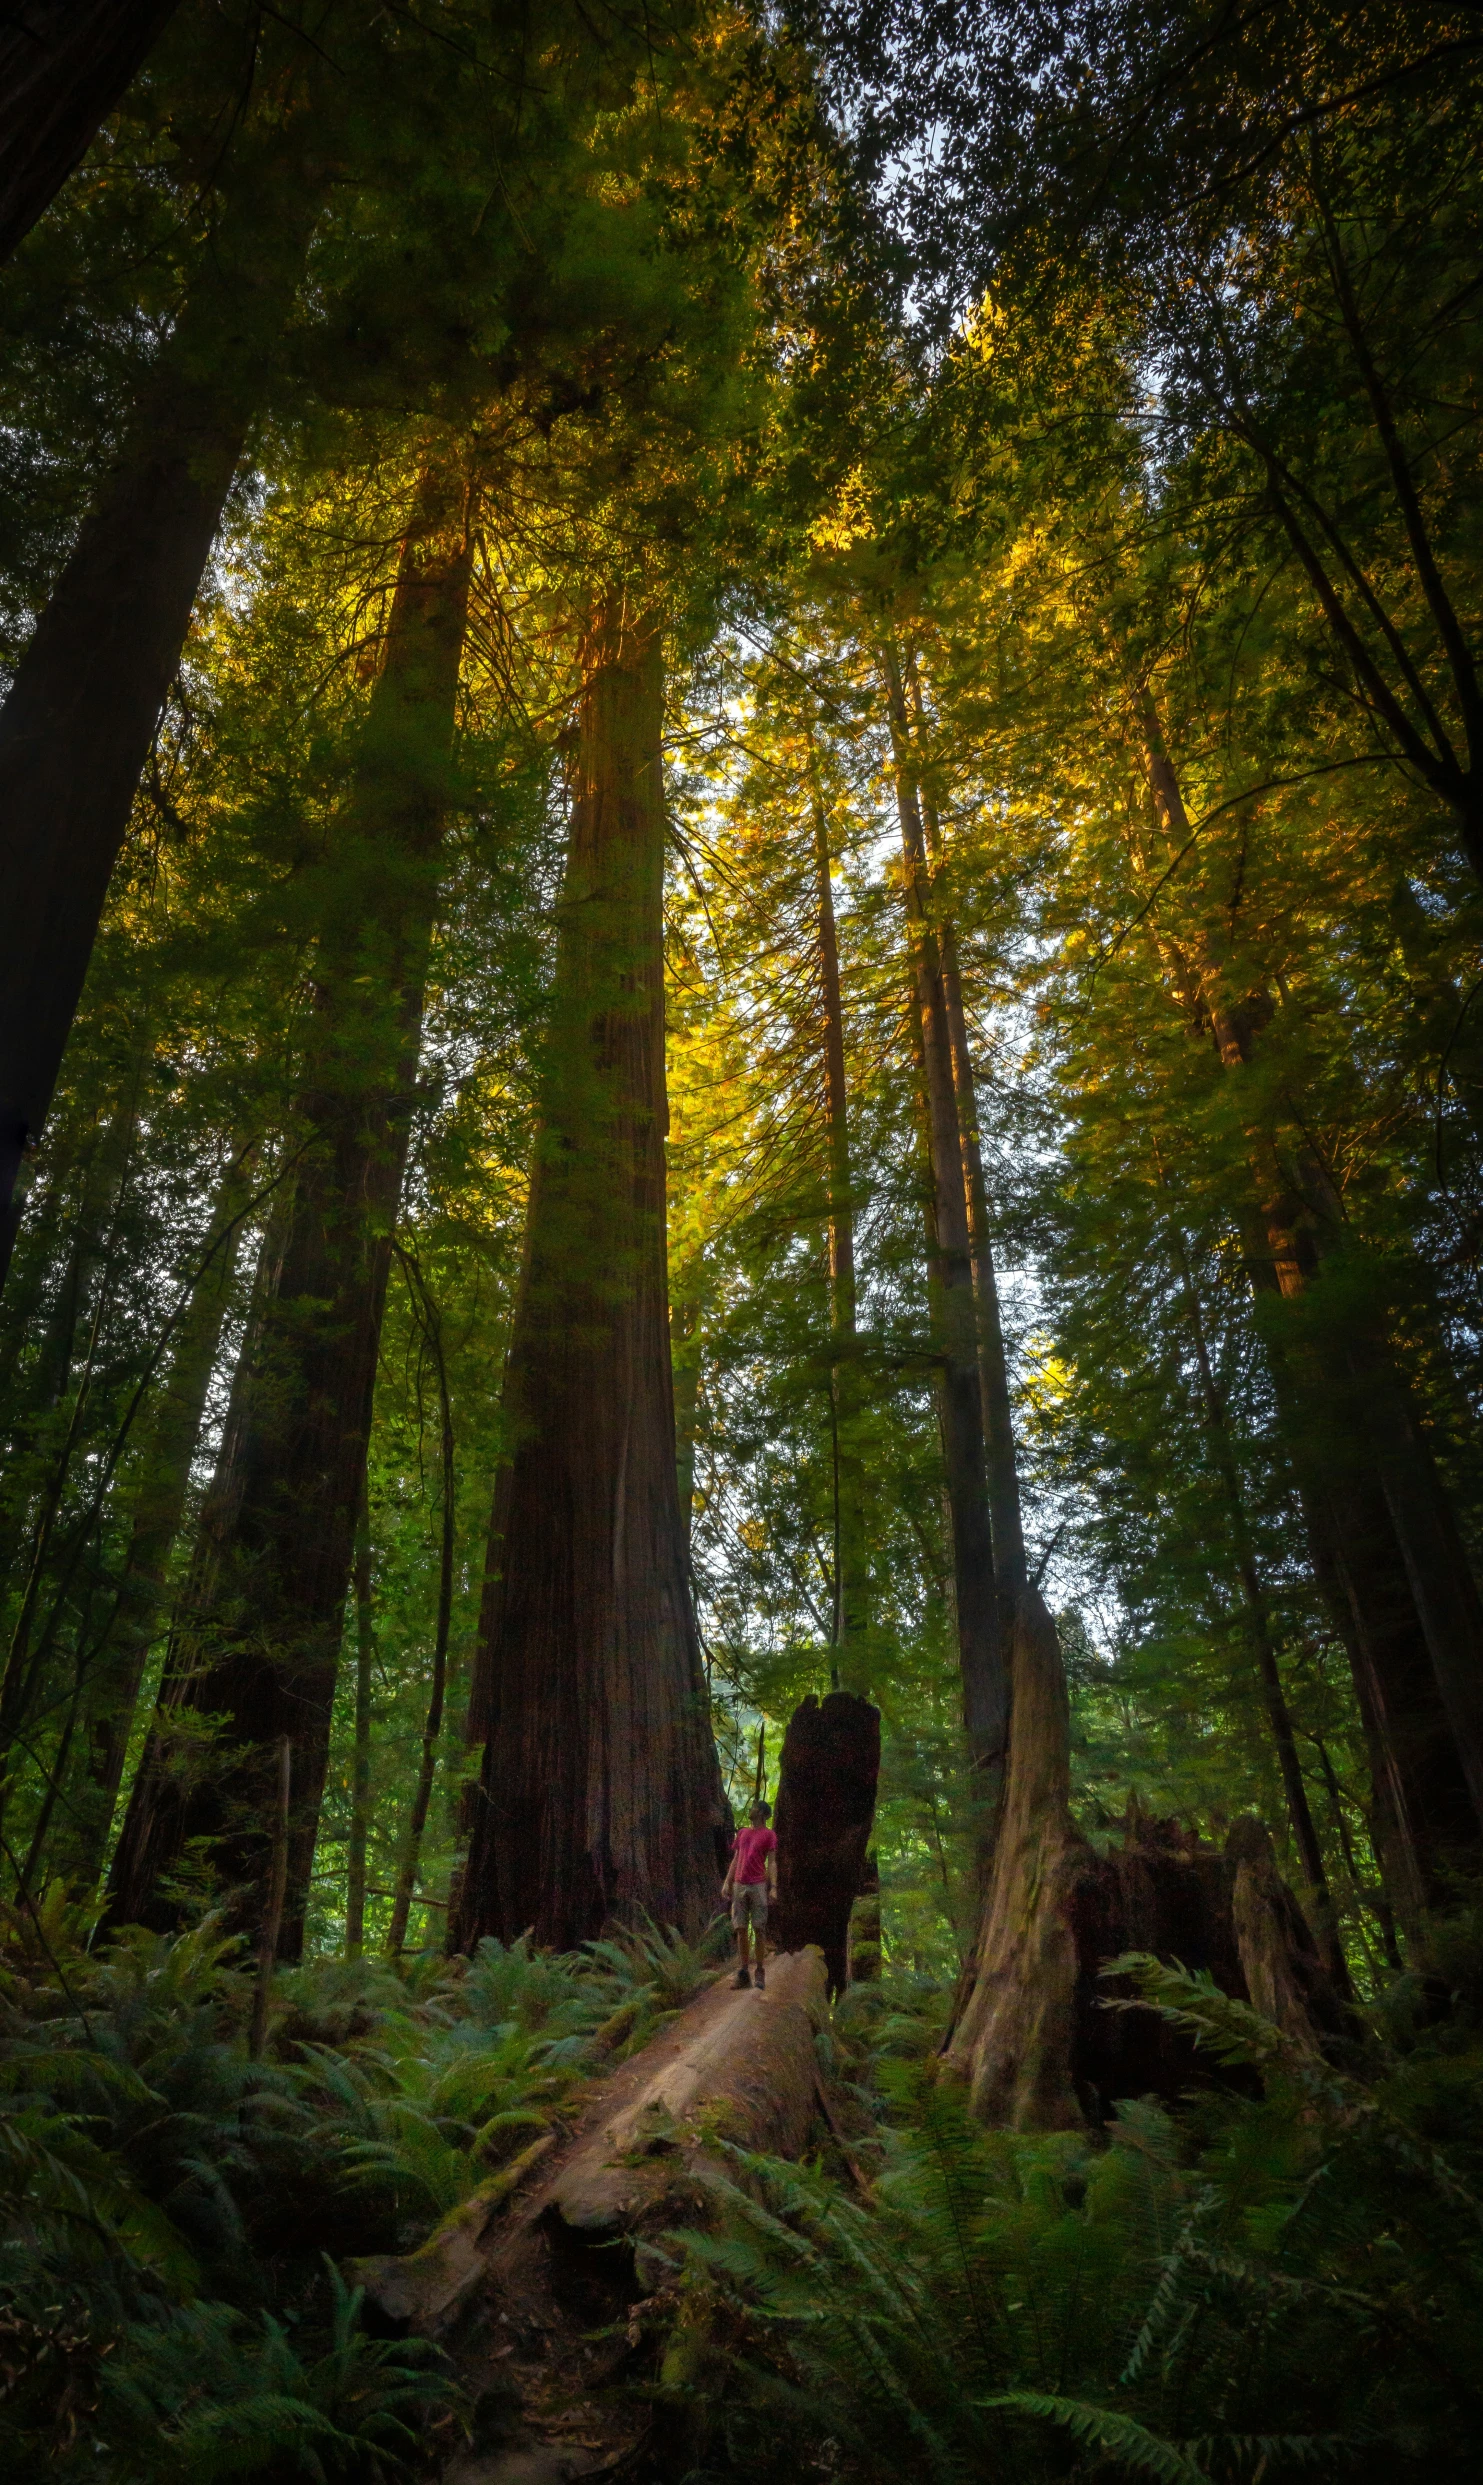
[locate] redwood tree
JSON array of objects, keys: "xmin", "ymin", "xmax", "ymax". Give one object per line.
[
  {"xmin": 1143, "ymin": 715, "xmax": 1483, "ymax": 1927},
  {"xmin": 882, "ymin": 640, "xmax": 1006, "ymax": 1799},
  {"xmin": 108, "ymin": 462, "xmax": 472, "ymax": 1951},
  {"xmin": 0, "ymin": 53, "xmax": 328, "ymax": 1287},
  {"xmin": 0, "ymin": 0, "xmax": 182, "ymax": 265},
  {"xmin": 452, "ymin": 594, "xmax": 725, "ymax": 1955}
]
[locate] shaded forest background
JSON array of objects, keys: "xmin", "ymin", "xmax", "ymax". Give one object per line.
[{"xmin": 2, "ymin": 2, "xmax": 1483, "ymax": 2479}]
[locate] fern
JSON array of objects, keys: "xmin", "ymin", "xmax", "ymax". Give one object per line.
[{"xmin": 983, "ymin": 2390, "xmax": 1212, "ymax": 2482}]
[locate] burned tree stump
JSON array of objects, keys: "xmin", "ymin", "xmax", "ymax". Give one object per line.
[
  {"xmin": 946, "ymin": 1589, "xmax": 1345, "ymax": 2129},
  {"xmin": 1227, "ymin": 1814, "xmax": 1351, "ymax": 2052},
  {"xmin": 770, "ymin": 1690, "xmax": 881, "ymax": 1997}
]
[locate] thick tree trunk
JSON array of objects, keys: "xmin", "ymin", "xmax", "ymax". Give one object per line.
[
  {"xmin": 808, "ymin": 753, "xmax": 871, "ymax": 1690},
  {"xmin": 882, "ymin": 645, "xmax": 1005, "ymax": 1800},
  {"xmin": 106, "ymin": 465, "xmax": 471, "ymax": 1952},
  {"xmin": 0, "ymin": 115, "xmax": 323, "ymax": 1288},
  {"xmin": 451, "ymin": 597, "xmax": 725, "ymax": 1956},
  {"xmin": 769, "ymin": 1689, "xmax": 880, "ymax": 1997},
  {"xmin": 0, "ymin": 1, "xmax": 181, "ymax": 264}
]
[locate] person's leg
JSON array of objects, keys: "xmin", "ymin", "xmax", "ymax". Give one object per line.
[
  {"xmin": 753, "ymin": 1892, "xmax": 767, "ymax": 1987},
  {"xmin": 731, "ymin": 1891, "xmax": 751, "ymax": 1983}
]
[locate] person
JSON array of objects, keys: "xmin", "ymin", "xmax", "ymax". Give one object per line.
[{"xmin": 722, "ymin": 1798, "xmax": 778, "ymax": 1989}]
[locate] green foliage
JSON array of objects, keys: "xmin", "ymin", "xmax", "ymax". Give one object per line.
[
  {"xmin": 0, "ymin": 1914, "xmax": 649, "ymax": 2472},
  {"xmin": 654, "ymin": 1965, "xmax": 1483, "ymax": 2483},
  {"xmin": 85, "ymin": 2268, "xmax": 454, "ymax": 2485}
]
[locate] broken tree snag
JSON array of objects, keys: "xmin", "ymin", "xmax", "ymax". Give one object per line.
[
  {"xmin": 358, "ymin": 1952, "xmax": 829, "ymax": 2482},
  {"xmin": 943, "ymin": 1597, "xmax": 1334, "ymax": 2128},
  {"xmin": 1070, "ymin": 1812, "xmax": 1253, "ymax": 2118},
  {"xmin": 1227, "ymin": 1814, "xmax": 1349, "ymax": 2053},
  {"xmin": 943, "ymin": 1587, "xmax": 1091, "ymax": 2130},
  {"xmin": 770, "ymin": 1691, "xmax": 882, "ymax": 1997}
]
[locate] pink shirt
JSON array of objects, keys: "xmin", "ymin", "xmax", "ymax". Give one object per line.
[{"xmin": 730, "ymin": 1825, "xmax": 777, "ymax": 1885}]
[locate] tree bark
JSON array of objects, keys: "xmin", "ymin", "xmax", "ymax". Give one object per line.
[
  {"xmin": 770, "ymin": 1689, "xmax": 881, "ymax": 1997},
  {"xmin": 943, "ymin": 1587, "xmax": 1090, "ymax": 2128},
  {"xmin": 0, "ymin": 77, "xmax": 325, "ymax": 1289},
  {"xmin": 1227, "ymin": 1814, "xmax": 1350, "ymax": 2052},
  {"xmin": 105, "ymin": 462, "xmax": 472, "ymax": 1952},
  {"xmin": 909, "ymin": 663, "xmax": 1028, "ymax": 1609},
  {"xmin": 808, "ymin": 749, "xmax": 871, "ymax": 1691},
  {"xmin": 881, "ymin": 643, "xmax": 1005, "ymax": 1800},
  {"xmin": 451, "ymin": 596, "xmax": 725, "ymax": 1956},
  {"xmin": 0, "ymin": 0, "xmax": 181, "ymax": 264}
]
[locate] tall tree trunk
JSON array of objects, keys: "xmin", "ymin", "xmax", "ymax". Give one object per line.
[
  {"xmin": 106, "ymin": 463, "xmax": 472, "ymax": 1953},
  {"xmin": 386, "ymin": 1248, "xmax": 455, "ymax": 1958},
  {"xmin": 881, "ymin": 644, "xmax": 1005, "ymax": 1800},
  {"xmin": 907, "ymin": 667, "xmax": 1028, "ymax": 1610},
  {"xmin": 45, "ymin": 1141, "xmax": 259, "ymax": 1885},
  {"xmin": 0, "ymin": 1056, "xmax": 146, "ymax": 1824},
  {"xmin": 0, "ymin": 77, "xmax": 325, "ymax": 1288},
  {"xmin": 808, "ymin": 747, "xmax": 871, "ymax": 1693},
  {"xmin": 1166, "ymin": 1216, "xmax": 1349, "ymax": 1990},
  {"xmin": 1141, "ymin": 705, "xmax": 1483, "ymax": 1920},
  {"xmin": 346, "ymin": 1480, "xmax": 375, "ymax": 1961},
  {"xmin": 0, "ymin": 0, "xmax": 181, "ymax": 264},
  {"xmin": 451, "ymin": 595, "xmax": 724, "ymax": 1955},
  {"xmin": 104, "ymin": 1183, "xmax": 295, "ymax": 1931}
]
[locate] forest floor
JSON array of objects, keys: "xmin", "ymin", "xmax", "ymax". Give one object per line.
[{"xmin": 3, "ymin": 1896, "xmax": 1483, "ymax": 2482}]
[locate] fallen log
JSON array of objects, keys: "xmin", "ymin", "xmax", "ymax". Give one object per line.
[{"xmin": 355, "ymin": 1946, "xmax": 828, "ymax": 2481}]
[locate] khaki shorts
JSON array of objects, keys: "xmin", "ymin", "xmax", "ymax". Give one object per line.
[{"xmin": 730, "ymin": 1883, "xmax": 769, "ymax": 1930}]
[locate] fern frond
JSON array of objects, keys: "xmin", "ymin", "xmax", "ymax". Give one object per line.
[{"xmin": 983, "ymin": 2390, "xmax": 1211, "ymax": 2482}]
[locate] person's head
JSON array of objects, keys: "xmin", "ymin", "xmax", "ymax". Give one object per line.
[{"xmin": 750, "ymin": 1799, "xmax": 771, "ymax": 1826}]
